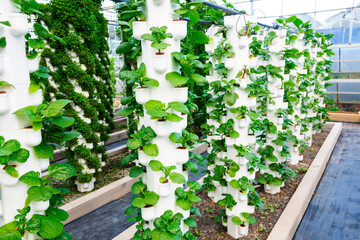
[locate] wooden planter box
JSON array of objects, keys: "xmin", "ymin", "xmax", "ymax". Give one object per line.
[{"xmin": 329, "ymin": 111, "xmax": 360, "ymax": 122}]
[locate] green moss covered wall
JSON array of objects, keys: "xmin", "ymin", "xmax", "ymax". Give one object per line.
[{"xmin": 38, "ymin": 0, "xmax": 115, "ymax": 182}]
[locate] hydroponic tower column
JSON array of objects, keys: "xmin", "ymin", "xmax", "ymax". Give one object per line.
[
  {"xmin": 132, "ymin": 0, "xmax": 189, "ymax": 232},
  {"xmin": 0, "ymin": 0, "xmax": 47, "ymax": 233}
]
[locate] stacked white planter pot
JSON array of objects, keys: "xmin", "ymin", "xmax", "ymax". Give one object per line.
[
  {"xmin": 205, "ymin": 15, "xmax": 258, "ymax": 238},
  {"xmin": 205, "ymin": 25, "xmax": 227, "ymax": 203},
  {"xmin": 223, "ymin": 15, "xmax": 258, "ymax": 238},
  {"xmin": 260, "ymin": 29, "xmax": 288, "ymax": 194},
  {"xmin": 287, "ymin": 33, "xmax": 306, "ymax": 165},
  {"xmin": 132, "ymin": 0, "xmax": 189, "ymax": 232},
  {"xmin": 0, "ymin": 0, "xmax": 47, "ymax": 234}
]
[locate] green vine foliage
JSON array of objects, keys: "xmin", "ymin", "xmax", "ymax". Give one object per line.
[{"xmin": 38, "ymin": 0, "xmax": 115, "ymax": 181}]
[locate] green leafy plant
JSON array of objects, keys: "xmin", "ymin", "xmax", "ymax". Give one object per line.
[
  {"xmin": 257, "ymin": 172, "xmax": 283, "ymax": 186},
  {"xmin": 120, "ymin": 62, "xmax": 159, "ymax": 88},
  {"xmin": 217, "ymin": 119, "xmax": 239, "ymax": 138},
  {"xmin": 130, "ymin": 181, "xmax": 160, "ymax": 208},
  {"xmin": 230, "ymin": 106, "xmax": 260, "ymax": 120},
  {"xmin": 231, "ymin": 212, "xmax": 257, "ymax": 226},
  {"xmin": 169, "ymin": 129, "xmax": 199, "ymax": 149},
  {"xmin": 149, "ymin": 160, "xmax": 186, "ymax": 184},
  {"xmin": 217, "ymin": 193, "xmax": 237, "ymax": 211},
  {"xmin": 175, "ymin": 181, "xmax": 202, "ymax": 211},
  {"xmin": 229, "ymin": 176, "xmax": 255, "ymax": 195},
  {"xmin": 141, "ymin": 26, "xmax": 172, "ymax": 54},
  {"xmin": 0, "ymin": 164, "xmax": 77, "ymax": 239},
  {"xmin": 151, "ymin": 210, "xmax": 183, "ymax": 240},
  {"xmin": 165, "ymin": 52, "xmax": 207, "ymax": 87},
  {"xmin": 0, "ymin": 137, "xmax": 29, "ymax": 178},
  {"xmin": 0, "ymin": 81, "xmax": 15, "ymax": 92},
  {"xmin": 126, "ymin": 125, "xmax": 158, "ymax": 156},
  {"xmin": 145, "ymin": 100, "xmax": 189, "ymax": 122}
]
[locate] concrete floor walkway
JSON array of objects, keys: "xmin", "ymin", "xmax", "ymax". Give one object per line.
[{"xmin": 294, "ymin": 123, "xmax": 360, "ymax": 240}]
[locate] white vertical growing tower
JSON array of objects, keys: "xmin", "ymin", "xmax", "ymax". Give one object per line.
[
  {"xmin": 288, "ymin": 33, "xmax": 306, "ymax": 165},
  {"xmin": 131, "ymin": 0, "xmax": 189, "ymax": 232},
  {"xmin": 261, "ymin": 29, "xmax": 288, "ymax": 194},
  {"xmin": 206, "ymin": 15, "xmax": 259, "ymax": 238},
  {"xmin": 223, "ymin": 15, "xmax": 257, "ymax": 238},
  {"xmin": 0, "ymin": 0, "xmax": 47, "ymax": 233}
]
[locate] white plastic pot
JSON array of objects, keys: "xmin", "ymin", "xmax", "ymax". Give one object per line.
[
  {"xmin": 222, "ymin": 218, "xmax": 228, "ymax": 227},
  {"xmin": 176, "ymin": 206, "xmax": 190, "ymax": 219},
  {"xmin": 152, "ymin": 0, "xmax": 165, "ymax": 5},
  {"xmin": 264, "ymin": 184, "xmax": 281, "ymax": 194},
  {"xmin": 24, "ymin": 128, "xmax": 42, "ymax": 147},
  {"xmin": 9, "ymin": 13, "xmax": 28, "ymax": 37},
  {"xmin": 225, "ymin": 137, "xmax": 236, "ymax": 147},
  {"xmin": 225, "ymin": 57, "xmax": 235, "ymax": 70},
  {"xmin": 239, "ymin": 118, "xmax": 247, "ymax": 128},
  {"xmin": 237, "ymin": 157, "xmax": 247, "ymax": 166},
  {"xmin": 31, "ymin": 201, "xmax": 50, "ymax": 213},
  {"xmin": 28, "ymin": 57, "xmax": 40, "ymax": 73},
  {"xmin": 268, "ymin": 103, "xmax": 276, "ymax": 112},
  {"xmin": 135, "ymin": 87, "xmax": 151, "ymax": 105},
  {"xmin": 239, "ymin": 192, "xmax": 247, "ymax": 201},
  {"xmin": 153, "ymin": 53, "xmax": 167, "ymax": 74},
  {"xmin": 174, "ymin": 148, "xmax": 188, "ymax": 164},
  {"xmin": 225, "ymin": 207, "xmax": 235, "ymax": 217},
  {"xmin": 173, "ymin": 87, "xmax": 188, "ymax": 103},
  {"xmin": 0, "ymin": 93, "xmax": 10, "ymax": 115},
  {"xmin": 238, "ymin": 224, "xmax": 249, "ymax": 236},
  {"xmin": 0, "ymin": 170, "xmax": 19, "ymax": 186},
  {"xmin": 239, "ymin": 78, "xmax": 247, "ymax": 89},
  {"xmin": 30, "ymin": 89, "xmax": 43, "ymax": 106},
  {"xmin": 138, "ymin": 150, "xmax": 152, "ymax": 166},
  {"xmin": 158, "ymin": 181, "xmax": 171, "ymax": 197},
  {"xmin": 154, "ymin": 120, "xmax": 171, "ymax": 137},
  {"xmin": 172, "ymin": 20, "xmax": 187, "ymax": 40},
  {"xmin": 0, "ymin": 54, "xmax": 4, "ymax": 75},
  {"xmin": 238, "ymin": 37, "xmax": 249, "ymax": 49},
  {"xmin": 76, "ymin": 178, "xmax": 96, "ymax": 192},
  {"xmin": 141, "ymin": 205, "xmax": 156, "ymax": 221},
  {"xmin": 132, "ymin": 21, "xmax": 148, "ymax": 40},
  {"xmin": 277, "ymin": 117, "xmax": 284, "ymax": 125}
]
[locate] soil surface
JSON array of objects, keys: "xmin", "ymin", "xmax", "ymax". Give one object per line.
[
  {"xmin": 190, "ymin": 124, "xmax": 333, "ymax": 240},
  {"xmin": 327, "ymin": 103, "xmax": 360, "ymax": 112},
  {"xmin": 51, "ymin": 152, "xmax": 132, "ymax": 204}
]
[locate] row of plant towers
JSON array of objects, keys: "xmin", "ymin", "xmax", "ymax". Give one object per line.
[
  {"xmin": 0, "ymin": 0, "xmax": 113, "ymax": 239},
  {"xmin": 123, "ymin": 0, "xmax": 332, "ymax": 239}
]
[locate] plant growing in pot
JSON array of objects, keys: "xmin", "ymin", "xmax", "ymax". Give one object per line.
[
  {"xmin": 218, "ymin": 193, "xmax": 237, "ymax": 213},
  {"xmin": 229, "ymin": 176, "xmax": 255, "ymax": 200},
  {"xmin": 169, "ymin": 129, "xmax": 199, "ymax": 164},
  {"xmin": 169, "ymin": 129, "xmax": 199, "ymax": 149},
  {"xmin": 217, "ymin": 118, "xmax": 239, "ymax": 139},
  {"xmin": 230, "ymin": 105, "xmax": 260, "ymax": 121},
  {"xmin": 151, "ymin": 210, "xmax": 190, "ymax": 240},
  {"xmin": 175, "ymin": 181, "xmax": 202, "ymax": 211},
  {"xmin": 231, "ymin": 212, "xmax": 257, "ymax": 232},
  {"xmin": 141, "ymin": 26, "xmax": 172, "ymax": 55},
  {"xmin": 126, "ymin": 125, "xmax": 158, "ymax": 157},
  {"xmin": 257, "ymin": 172, "xmax": 283, "ymax": 186},
  {"xmin": 0, "ymin": 164, "xmax": 77, "ymax": 239},
  {"xmin": 130, "ymin": 180, "xmax": 160, "ymax": 220},
  {"xmin": 165, "ymin": 51, "xmax": 207, "ymax": 88},
  {"xmin": 221, "ymin": 157, "xmax": 240, "ymax": 179},
  {"xmin": 0, "ymin": 81, "xmax": 14, "ymax": 94},
  {"xmin": 0, "ymin": 136, "xmax": 29, "ymax": 178},
  {"xmin": 144, "ymin": 99, "xmax": 190, "ymax": 137},
  {"xmin": 120, "ymin": 63, "xmax": 159, "ymax": 104},
  {"xmin": 149, "ymin": 160, "xmax": 186, "ymax": 184},
  {"xmin": 120, "ymin": 62, "xmax": 159, "ymax": 89}
]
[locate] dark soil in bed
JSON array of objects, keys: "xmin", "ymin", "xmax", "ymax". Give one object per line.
[{"xmin": 191, "ymin": 124, "xmax": 333, "ymax": 240}]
